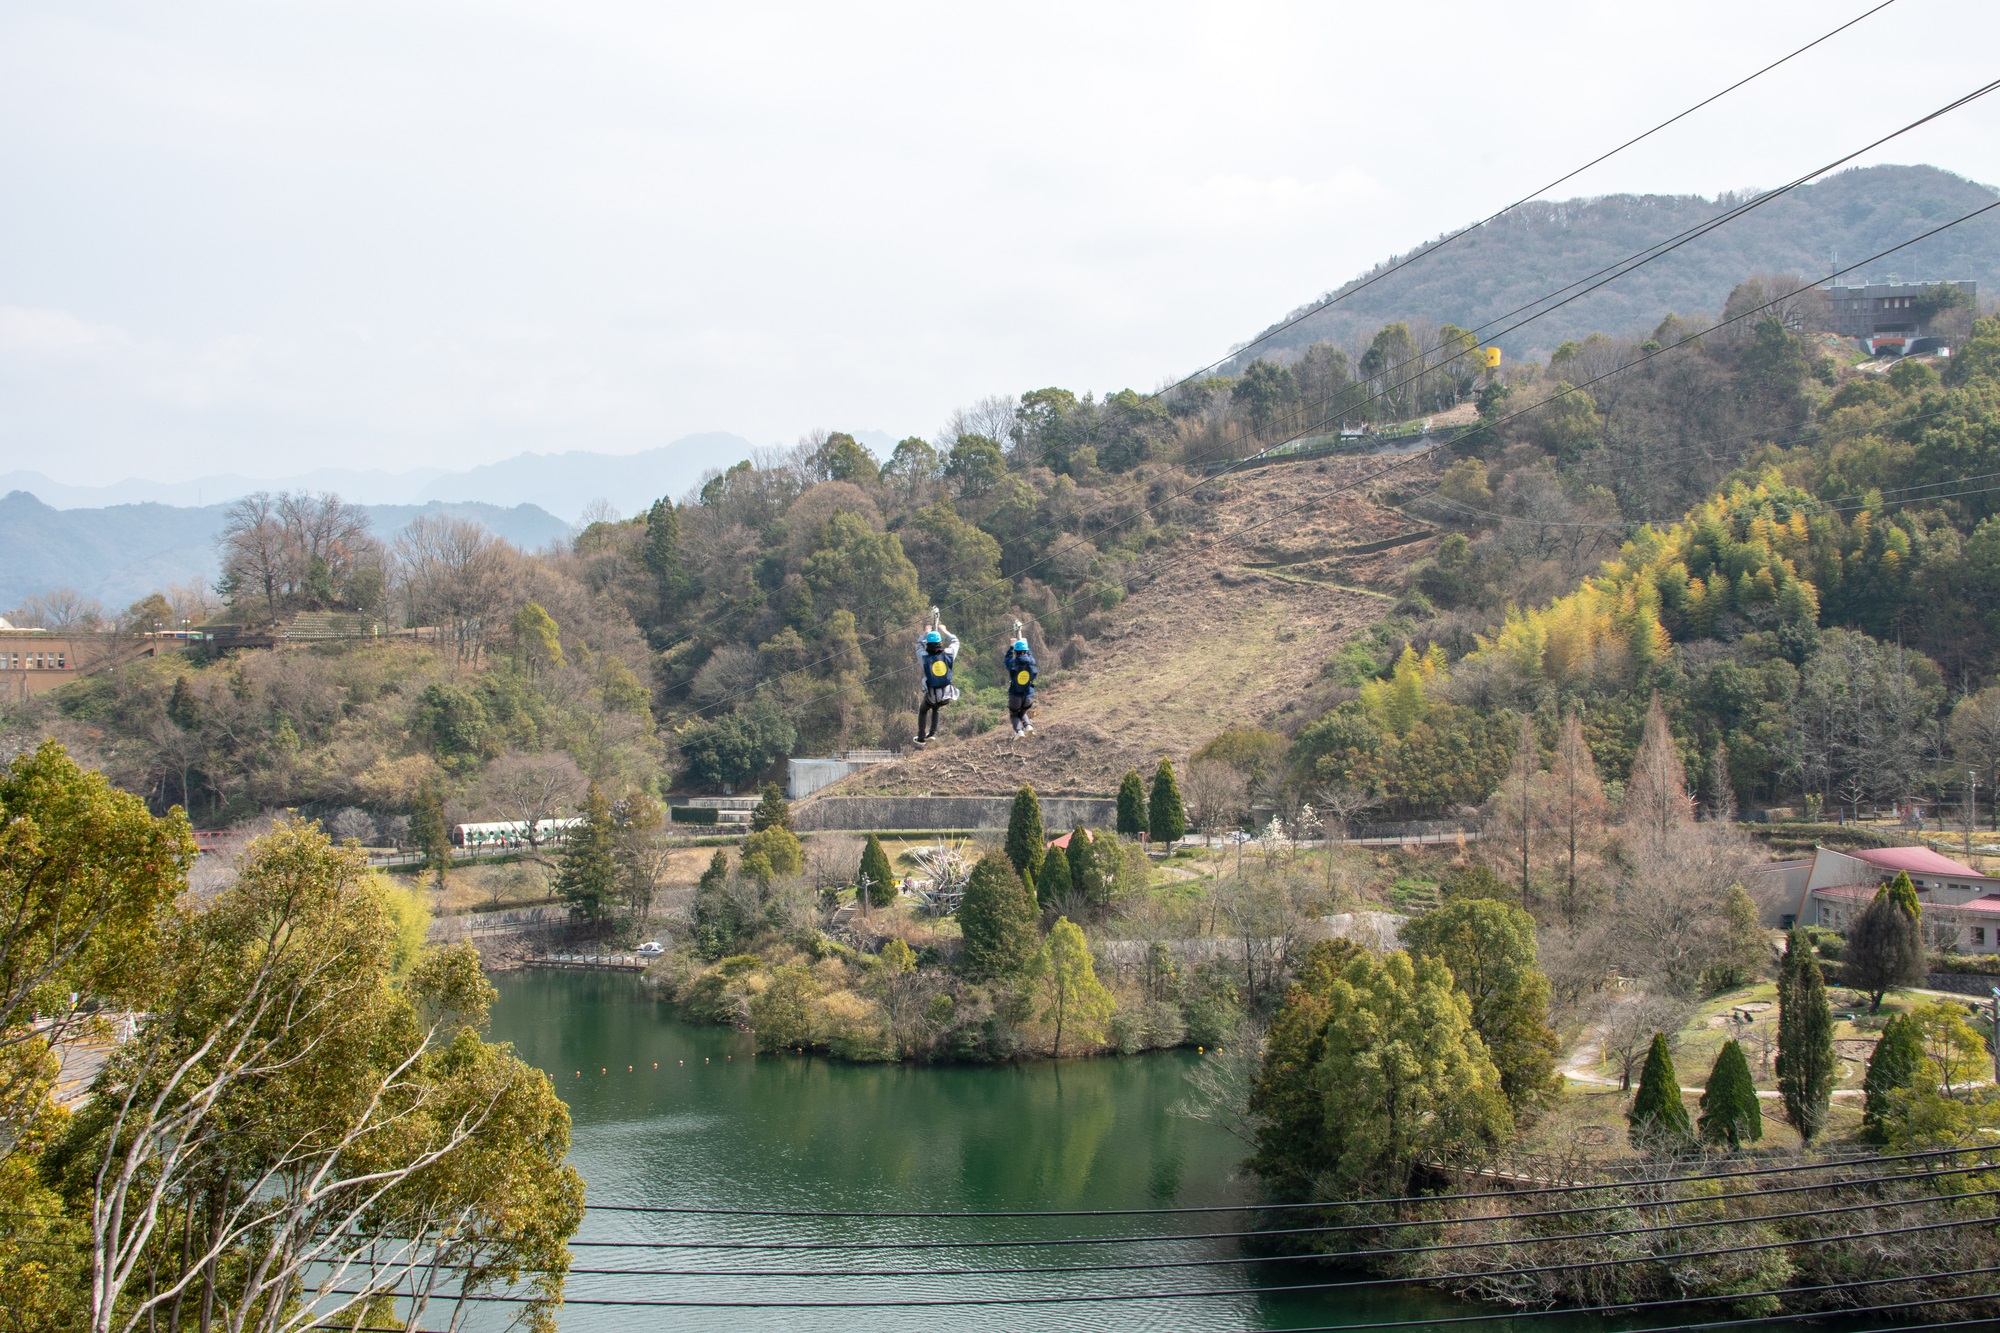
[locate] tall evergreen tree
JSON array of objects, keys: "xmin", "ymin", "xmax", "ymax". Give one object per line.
[
  {"xmin": 1246, "ymin": 939, "xmax": 1366, "ymax": 1198},
  {"xmin": 1116, "ymin": 770, "xmax": 1147, "ymax": 837},
  {"xmin": 408, "ymin": 780, "xmax": 452, "ymax": 891},
  {"xmin": 957, "ymin": 851, "xmax": 1040, "ymax": 979},
  {"xmin": 1148, "ymin": 758, "xmax": 1187, "ymax": 846},
  {"xmin": 1400, "ymin": 897, "xmax": 1560, "ymax": 1110},
  {"xmin": 1846, "ymin": 872, "xmax": 1925, "ymax": 1012},
  {"xmin": 1776, "ymin": 928, "xmax": 1837, "ymax": 1145},
  {"xmin": 1862, "ymin": 1011, "xmax": 1925, "ymax": 1142},
  {"xmin": 1698, "ymin": 1039, "xmax": 1763, "ymax": 1148},
  {"xmin": 859, "ymin": 833, "xmax": 896, "ymax": 908},
  {"xmin": 642, "ymin": 495, "xmax": 689, "ymax": 612},
  {"xmin": 1066, "ymin": 827, "xmax": 1107, "ymax": 905},
  {"xmin": 1034, "ymin": 839, "xmax": 1073, "ymax": 908},
  {"xmin": 698, "ymin": 847, "xmax": 729, "ymax": 893},
  {"xmin": 751, "ymin": 782, "xmax": 793, "ymax": 833},
  {"xmin": 555, "ymin": 782, "xmax": 618, "ymax": 924},
  {"xmin": 1627, "ymin": 1032, "xmax": 1692, "ymax": 1149},
  {"xmin": 1005, "ymin": 785, "xmax": 1046, "ymax": 882}
]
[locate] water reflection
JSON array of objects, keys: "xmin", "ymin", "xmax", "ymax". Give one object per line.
[{"xmin": 487, "ymin": 970, "xmax": 1511, "ymax": 1333}]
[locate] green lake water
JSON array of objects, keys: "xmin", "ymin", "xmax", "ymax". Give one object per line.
[{"xmin": 488, "ymin": 968, "xmax": 1521, "ymax": 1333}]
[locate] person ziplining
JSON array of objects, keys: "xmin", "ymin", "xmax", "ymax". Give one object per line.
[
  {"xmin": 1004, "ymin": 620, "xmax": 1036, "ymax": 740},
  {"xmin": 914, "ymin": 608, "xmax": 959, "ymax": 745}
]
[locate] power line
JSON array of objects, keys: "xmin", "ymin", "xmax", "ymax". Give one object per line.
[
  {"xmin": 578, "ymin": 1141, "xmax": 1990, "ymax": 1216},
  {"xmin": 561, "ymin": 1182, "xmax": 2000, "ymax": 1255},
  {"xmin": 677, "ymin": 77, "xmax": 2000, "ymax": 728},
  {"xmin": 325, "ymin": 1210, "xmax": 1998, "ymax": 1307},
  {"xmin": 1148, "ymin": 0, "xmax": 1901, "ymax": 393},
  {"xmin": 1178, "ymin": 196, "xmax": 2000, "ymax": 584}
]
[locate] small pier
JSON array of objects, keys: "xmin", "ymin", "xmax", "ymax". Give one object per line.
[{"xmin": 523, "ymin": 953, "xmax": 649, "ymax": 973}]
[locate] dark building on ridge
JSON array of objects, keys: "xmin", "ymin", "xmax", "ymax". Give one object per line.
[{"xmin": 1825, "ymin": 278, "xmax": 1976, "ymax": 354}]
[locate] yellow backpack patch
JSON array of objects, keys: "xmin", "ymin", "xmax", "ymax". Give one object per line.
[
  {"xmin": 930, "ymin": 659, "xmax": 947, "ymax": 677},
  {"xmin": 1015, "ymin": 669, "xmax": 1031, "ymax": 686}
]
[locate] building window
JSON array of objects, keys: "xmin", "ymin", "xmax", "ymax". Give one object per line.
[{"xmin": 1976, "ymin": 926, "xmax": 1988, "ymax": 945}]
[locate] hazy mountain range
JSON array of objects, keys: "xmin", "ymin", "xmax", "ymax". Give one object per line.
[
  {"xmin": 0, "ymin": 430, "xmax": 761, "ymax": 520},
  {"xmin": 9, "ymin": 164, "xmax": 1998, "ymax": 612},
  {"xmin": 1238, "ymin": 164, "xmax": 2000, "ymax": 364},
  {"xmin": 0, "ymin": 491, "xmax": 571, "ymax": 613}
]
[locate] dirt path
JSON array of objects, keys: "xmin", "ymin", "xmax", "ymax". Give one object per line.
[{"xmin": 829, "ymin": 454, "xmax": 1440, "ymax": 798}]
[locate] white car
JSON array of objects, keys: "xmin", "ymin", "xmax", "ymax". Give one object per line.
[{"xmin": 637, "ymin": 941, "xmax": 665, "ymax": 957}]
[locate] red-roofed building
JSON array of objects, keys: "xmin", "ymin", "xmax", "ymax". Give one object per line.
[
  {"xmin": 1046, "ymin": 828, "xmax": 1096, "ymax": 852},
  {"xmin": 1799, "ymin": 846, "xmax": 2000, "ymax": 953}
]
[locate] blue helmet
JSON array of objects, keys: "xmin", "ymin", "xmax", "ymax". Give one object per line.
[
  {"xmin": 1013, "ymin": 639, "xmax": 1029, "ymax": 652},
  {"xmin": 925, "ymin": 631, "xmax": 943, "ymax": 646}
]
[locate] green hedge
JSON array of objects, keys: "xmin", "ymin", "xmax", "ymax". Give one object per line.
[
  {"xmin": 1931, "ymin": 953, "xmax": 2000, "ymax": 976},
  {"xmin": 670, "ymin": 806, "xmax": 720, "ymax": 825}
]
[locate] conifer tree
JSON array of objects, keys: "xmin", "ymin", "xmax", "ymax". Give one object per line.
[
  {"xmin": 1862, "ymin": 1011, "xmax": 1924, "ymax": 1142},
  {"xmin": 859, "ymin": 833, "xmax": 896, "ymax": 908},
  {"xmin": 555, "ymin": 782, "xmax": 618, "ymax": 924},
  {"xmin": 957, "ymin": 851, "xmax": 1040, "ymax": 979},
  {"xmin": 1148, "ymin": 758, "xmax": 1187, "ymax": 846},
  {"xmin": 1005, "ymin": 785, "xmax": 1046, "ymax": 882},
  {"xmin": 1034, "ymin": 839, "xmax": 1073, "ymax": 908},
  {"xmin": 751, "ymin": 782, "xmax": 793, "ymax": 833},
  {"xmin": 1627, "ymin": 1032, "xmax": 1692, "ymax": 1149},
  {"xmin": 1698, "ymin": 1039, "xmax": 1762, "ymax": 1148},
  {"xmin": 167, "ymin": 674, "xmax": 200, "ymax": 730},
  {"xmin": 1066, "ymin": 826, "xmax": 1107, "ymax": 905},
  {"xmin": 409, "ymin": 780, "xmax": 452, "ymax": 891},
  {"xmin": 1550, "ymin": 711, "xmax": 1607, "ymax": 927},
  {"xmin": 1116, "ymin": 770, "xmax": 1147, "ymax": 837},
  {"xmin": 1846, "ymin": 876, "xmax": 1925, "ymax": 1012},
  {"xmin": 1625, "ymin": 692, "xmax": 1690, "ymax": 860},
  {"xmin": 1400, "ymin": 897, "xmax": 1560, "ymax": 1110},
  {"xmin": 698, "ymin": 848, "xmax": 729, "ymax": 893},
  {"xmin": 1776, "ymin": 928, "xmax": 1837, "ymax": 1145}
]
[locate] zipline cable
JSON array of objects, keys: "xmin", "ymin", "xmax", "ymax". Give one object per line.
[
  {"xmin": 1152, "ymin": 196, "xmax": 2000, "ymax": 587},
  {"xmin": 1146, "ymin": 0, "xmax": 1901, "ymax": 394},
  {"xmin": 683, "ymin": 81, "xmax": 2000, "ymax": 728}
]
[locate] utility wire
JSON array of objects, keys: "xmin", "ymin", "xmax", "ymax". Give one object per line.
[
  {"xmin": 322, "ymin": 1210, "xmax": 1998, "ymax": 1307},
  {"xmin": 578, "ymin": 1141, "xmax": 1992, "ymax": 1217},
  {"xmin": 679, "ymin": 80, "xmax": 2000, "ymax": 729},
  {"xmin": 1169, "ymin": 196, "xmax": 2000, "ymax": 584},
  {"xmin": 558, "ymin": 1183, "xmax": 2000, "ymax": 1254},
  {"xmin": 486, "ymin": 1165, "xmax": 2000, "ymax": 1280},
  {"xmin": 1158, "ymin": 0, "xmax": 1901, "ymax": 391}
]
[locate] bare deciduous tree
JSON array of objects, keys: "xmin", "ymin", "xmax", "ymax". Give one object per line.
[
  {"xmin": 1550, "ymin": 712, "xmax": 1609, "ymax": 927},
  {"xmin": 1183, "ymin": 760, "xmax": 1248, "ymax": 838},
  {"xmin": 394, "ymin": 515, "xmax": 515, "ymax": 664},
  {"xmin": 478, "ymin": 751, "xmax": 586, "ymax": 854}
]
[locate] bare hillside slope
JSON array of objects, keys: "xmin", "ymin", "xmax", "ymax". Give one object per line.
[{"xmin": 822, "ymin": 452, "xmax": 1442, "ymax": 799}]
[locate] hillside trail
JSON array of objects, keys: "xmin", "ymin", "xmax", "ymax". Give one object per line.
[{"xmin": 823, "ymin": 451, "xmax": 1444, "ymax": 800}]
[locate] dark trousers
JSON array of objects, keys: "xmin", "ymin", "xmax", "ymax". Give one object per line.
[
  {"xmin": 1009, "ymin": 696, "xmax": 1032, "ymax": 731},
  {"xmin": 918, "ymin": 694, "xmax": 947, "ymax": 739}
]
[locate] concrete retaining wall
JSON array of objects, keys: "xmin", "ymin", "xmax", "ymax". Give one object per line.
[
  {"xmin": 795, "ymin": 795, "xmax": 1118, "ymax": 832},
  {"xmin": 1924, "ymin": 972, "xmax": 2000, "ymax": 998}
]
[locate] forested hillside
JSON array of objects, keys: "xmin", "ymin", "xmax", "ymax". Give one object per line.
[
  {"xmin": 1285, "ymin": 302, "xmax": 2000, "ymax": 823},
  {"xmin": 1243, "ymin": 165, "xmax": 2000, "ymax": 363},
  {"xmin": 14, "ymin": 260, "xmax": 2000, "ymax": 843}
]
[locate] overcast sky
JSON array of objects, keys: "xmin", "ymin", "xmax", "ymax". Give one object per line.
[{"xmin": 2, "ymin": 0, "xmax": 1997, "ymax": 486}]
